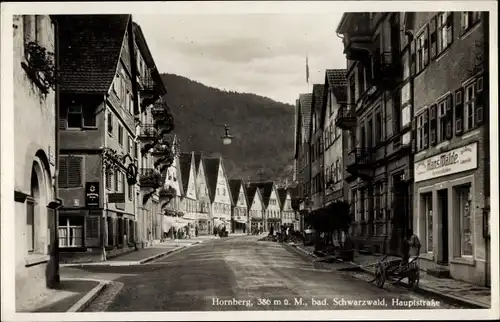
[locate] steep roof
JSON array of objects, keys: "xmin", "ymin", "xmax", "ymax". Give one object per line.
[
  {"xmin": 298, "ymin": 93, "xmax": 313, "ymax": 143},
  {"xmin": 57, "ymin": 15, "xmax": 131, "ymax": 94},
  {"xmin": 246, "ymin": 185, "xmax": 258, "ymax": 206},
  {"xmin": 277, "ymin": 188, "xmax": 288, "ymax": 209},
  {"xmin": 193, "ymin": 152, "xmax": 203, "ymax": 173},
  {"xmin": 228, "ymin": 179, "xmax": 243, "ymax": 205},
  {"xmin": 203, "ymin": 157, "xmax": 220, "ymax": 202},
  {"xmin": 178, "ymin": 152, "xmax": 193, "ymax": 196},
  {"xmin": 248, "ymin": 181, "xmax": 274, "ymax": 208},
  {"xmin": 326, "ymin": 69, "xmax": 348, "ymax": 102},
  {"xmin": 311, "ymin": 84, "xmax": 325, "ymax": 136}
]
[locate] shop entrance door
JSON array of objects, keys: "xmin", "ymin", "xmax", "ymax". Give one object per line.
[{"xmin": 437, "ymin": 189, "xmax": 449, "ymax": 265}]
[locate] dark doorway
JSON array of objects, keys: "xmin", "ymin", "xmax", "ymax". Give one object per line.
[
  {"xmin": 389, "ymin": 173, "xmax": 410, "ymax": 255},
  {"xmin": 437, "ymin": 189, "xmax": 449, "ymax": 265}
]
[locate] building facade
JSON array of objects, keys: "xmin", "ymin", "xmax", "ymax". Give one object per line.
[
  {"xmin": 295, "ymin": 94, "xmax": 313, "ymax": 231},
  {"xmin": 14, "ymin": 14, "xmax": 58, "ymax": 311},
  {"xmin": 179, "ymin": 152, "xmax": 199, "ymax": 230},
  {"xmin": 337, "ymin": 12, "xmax": 412, "ymax": 254},
  {"xmin": 322, "ymin": 69, "xmax": 349, "ymax": 207},
  {"xmin": 310, "ymin": 85, "xmax": 325, "ymax": 212},
  {"xmin": 247, "ymin": 185, "xmax": 265, "ymax": 232},
  {"xmin": 249, "ymin": 181, "xmax": 280, "ymax": 231},
  {"xmin": 194, "ymin": 152, "xmax": 211, "ymax": 235},
  {"xmin": 408, "ymin": 11, "xmax": 490, "ymax": 286},
  {"xmin": 229, "ymin": 179, "xmax": 249, "ymax": 234},
  {"xmin": 204, "ymin": 157, "xmax": 232, "ymax": 232},
  {"xmin": 278, "ymin": 188, "xmax": 295, "ymax": 227}
]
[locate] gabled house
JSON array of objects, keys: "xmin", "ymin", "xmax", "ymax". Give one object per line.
[
  {"xmin": 161, "ymin": 135, "xmax": 182, "ymax": 236},
  {"xmin": 247, "ymin": 185, "xmax": 265, "ymax": 232},
  {"xmin": 310, "ymin": 84, "xmax": 326, "ymax": 212},
  {"xmin": 55, "ymin": 15, "xmax": 168, "ymax": 258},
  {"xmin": 322, "ymin": 69, "xmax": 348, "ymax": 206},
  {"xmin": 295, "ymin": 93, "xmax": 313, "ymax": 231},
  {"xmin": 229, "ymin": 179, "xmax": 249, "ymax": 234},
  {"xmin": 249, "ymin": 181, "xmax": 280, "ymax": 232},
  {"xmin": 204, "ymin": 157, "xmax": 232, "ymax": 232},
  {"xmin": 278, "ymin": 188, "xmax": 295, "ymax": 227},
  {"xmin": 178, "ymin": 152, "xmax": 198, "ymax": 229},
  {"xmin": 193, "ymin": 152, "xmax": 211, "ymax": 235}
]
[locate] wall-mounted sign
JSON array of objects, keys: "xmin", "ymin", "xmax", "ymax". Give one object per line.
[
  {"xmin": 108, "ymin": 193, "xmax": 125, "ymax": 203},
  {"xmin": 85, "ymin": 182, "xmax": 100, "ymax": 208},
  {"xmin": 414, "ymin": 142, "xmax": 478, "ymax": 183}
]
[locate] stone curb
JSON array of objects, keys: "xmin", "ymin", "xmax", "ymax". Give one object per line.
[
  {"xmin": 354, "ymin": 265, "xmax": 490, "ymax": 309},
  {"xmin": 64, "ymin": 278, "xmax": 111, "ymax": 312},
  {"xmin": 291, "ymin": 244, "xmax": 490, "ymax": 309},
  {"xmin": 138, "ymin": 243, "xmax": 194, "ymax": 264}
]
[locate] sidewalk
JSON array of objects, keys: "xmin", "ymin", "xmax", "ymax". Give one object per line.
[
  {"xmin": 61, "ymin": 235, "xmax": 219, "ymax": 267},
  {"xmin": 19, "ymin": 278, "xmax": 109, "ymax": 312},
  {"xmin": 291, "ymin": 243, "xmax": 491, "ymax": 309}
]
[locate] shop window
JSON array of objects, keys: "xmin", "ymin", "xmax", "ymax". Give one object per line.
[
  {"xmin": 421, "ymin": 192, "xmax": 433, "ymax": 253},
  {"xmin": 455, "ymin": 184, "xmax": 473, "ymax": 257},
  {"xmin": 58, "ymin": 215, "xmax": 84, "ymax": 248}
]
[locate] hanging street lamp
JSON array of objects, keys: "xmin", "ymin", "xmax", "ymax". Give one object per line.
[{"xmin": 221, "ymin": 124, "xmax": 233, "ymax": 145}]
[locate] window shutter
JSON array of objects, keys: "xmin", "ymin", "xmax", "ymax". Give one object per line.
[
  {"xmin": 410, "ymin": 40, "xmax": 416, "ymax": 76},
  {"xmin": 475, "ymin": 77, "xmax": 485, "ymax": 125},
  {"xmin": 429, "ymin": 105, "xmax": 437, "ymax": 146},
  {"xmin": 59, "ymin": 104, "xmax": 67, "ymax": 130},
  {"xmin": 455, "ymin": 88, "xmax": 464, "ymax": 135},
  {"xmin": 446, "ymin": 95, "xmax": 453, "ymax": 139},
  {"xmin": 67, "ymin": 157, "xmax": 83, "ymax": 187},
  {"xmin": 429, "ymin": 16, "xmax": 437, "ymax": 59},
  {"xmin": 58, "ymin": 157, "xmax": 68, "ymax": 188},
  {"xmin": 83, "ymin": 104, "xmax": 97, "ymax": 127},
  {"xmin": 423, "ymin": 109, "xmax": 429, "ymax": 148}
]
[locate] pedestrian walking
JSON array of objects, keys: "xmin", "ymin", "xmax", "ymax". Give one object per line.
[
  {"xmin": 401, "ymin": 228, "xmax": 421, "ymax": 267},
  {"xmin": 195, "ymin": 226, "xmax": 199, "ymax": 237}
]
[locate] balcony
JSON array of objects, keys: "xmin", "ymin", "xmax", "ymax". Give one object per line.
[
  {"xmin": 139, "ymin": 68, "xmax": 156, "ymax": 95},
  {"xmin": 371, "ymin": 52, "xmax": 402, "ymax": 91},
  {"xmin": 139, "ymin": 168, "xmax": 164, "ymax": 189},
  {"xmin": 150, "ymin": 143, "xmax": 172, "ymax": 158},
  {"xmin": 335, "ymin": 105, "xmax": 356, "ymax": 130},
  {"xmin": 346, "ymin": 148, "xmax": 373, "ymax": 182},
  {"xmin": 138, "ymin": 124, "xmax": 158, "ymax": 142},
  {"xmin": 341, "ymin": 14, "xmax": 373, "ymax": 63},
  {"xmin": 151, "ymin": 99, "xmax": 170, "ymax": 119}
]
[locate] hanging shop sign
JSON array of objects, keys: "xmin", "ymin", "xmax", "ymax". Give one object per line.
[
  {"xmin": 414, "ymin": 142, "xmax": 478, "ymax": 183},
  {"xmin": 85, "ymin": 182, "xmax": 100, "ymax": 208}
]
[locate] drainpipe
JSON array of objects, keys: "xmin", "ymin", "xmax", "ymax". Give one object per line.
[
  {"xmin": 482, "ymin": 12, "xmax": 490, "ymax": 288},
  {"xmin": 406, "ymin": 30, "xmax": 415, "ymax": 239},
  {"xmin": 53, "ymin": 16, "xmax": 61, "ymax": 285}
]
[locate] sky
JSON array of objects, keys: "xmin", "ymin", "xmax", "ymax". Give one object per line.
[{"xmin": 134, "ymin": 14, "xmax": 346, "ymax": 105}]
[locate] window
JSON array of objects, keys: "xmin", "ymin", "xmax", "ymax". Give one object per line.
[
  {"xmin": 437, "ymin": 12, "xmax": 453, "ymax": 54},
  {"xmin": 336, "ymin": 160, "xmax": 342, "ymax": 182},
  {"xmin": 67, "ymin": 105, "xmax": 83, "ymax": 128},
  {"xmin": 437, "ymin": 100, "xmax": 447, "ymax": 143},
  {"xmin": 461, "ymin": 12, "xmax": 481, "ymax": 33},
  {"xmin": 416, "ymin": 27, "xmax": 429, "ymax": 73},
  {"xmin": 464, "ymin": 82, "xmax": 476, "ymax": 131},
  {"xmin": 128, "ymin": 183, "xmax": 133, "ymax": 200},
  {"xmin": 375, "ymin": 111, "xmax": 382, "ymax": 145},
  {"xmin": 417, "ymin": 110, "xmax": 429, "ymax": 151},
  {"xmin": 113, "ymin": 74, "xmax": 121, "ymax": 97},
  {"xmin": 118, "ymin": 125, "xmax": 124, "ymax": 146},
  {"xmin": 349, "ymin": 76, "xmax": 356, "ymax": 104},
  {"xmin": 114, "ymin": 170, "xmax": 120, "ymax": 192},
  {"xmin": 429, "ymin": 16, "xmax": 437, "ymax": 59},
  {"xmin": 128, "ymin": 136, "xmax": 133, "ymax": 155},
  {"xmin": 328, "ymin": 90, "xmax": 334, "ymax": 115},
  {"xmin": 402, "ymin": 52, "xmax": 410, "ymax": 80},
  {"xmin": 456, "ymin": 184, "xmax": 473, "ymax": 256},
  {"xmin": 26, "ymin": 198, "xmax": 35, "ymax": 252},
  {"xmin": 358, "ymin": 65, "xmax": 365, "ymax": 95},
  {"xmin": 58, "ymin": 216, "xmax": 84, "ymax": 248},
  {"xmin": 107, "ymin": 112, "xmax": 113, "ymax": 135},
  {"xmin": 58, "ymin": 156, "xmax": 83, "ymax": 188},
  {"xmin": 106, "ymin": 169, "xmax": 113, "ymax": 190},
  {"xmin": 421, "ymin": 192, "xmax": 433, "ymax": 253}
]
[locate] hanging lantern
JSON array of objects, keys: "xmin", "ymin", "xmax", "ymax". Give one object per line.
[{"xmin": 221, "ymin": 124, "xmax": 233, "ymax": 145}]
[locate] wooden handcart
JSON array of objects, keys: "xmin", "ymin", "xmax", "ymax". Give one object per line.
[{"xmin": 369, "ymin": 255, "xmax": 420, "ymax": 290}]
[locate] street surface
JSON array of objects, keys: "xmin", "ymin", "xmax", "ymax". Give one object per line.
[{"xmin": 62, "ymin": 235, "xmax": 460, "ymax": 311}]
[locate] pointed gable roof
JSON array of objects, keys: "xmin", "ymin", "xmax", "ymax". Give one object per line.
[
  {"xmin": 321, "ymin": 69, "xmax": 348, "ymax": 126},
  {"xmin": 193, "ymin": 152, "xmax": 204, "ymax": 173},
  {"xmin": 311, "ymin": 84, "xmax": 325, "ymax": 135},
  {"xmin": 203, "ymin": 157, "xmax": 220, "ymax": 202},
  {"xmin": 229, "ymin": 179, "xmax": 243, "ymax": 205},
  {"xmin": 57, "ymin": 15, "xmax": 131, "ymax": 94},
  {"xmin": 178, "ymin": 152, "xmax": 193, "ymax": 196},
  {"xmin": 248, "ymin": 181, "xmax": 275, "ymax": 208},
  {"xmin": 277, "ymin": 188, "xmax": 288, "ymax": 210},
  {"xmin": 246, "ymin": 185, "xmax": 258, "ymax": 206},
  {"xmin": 298, "ymin": 93, "xmax": 313, "ymax": 143}
]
